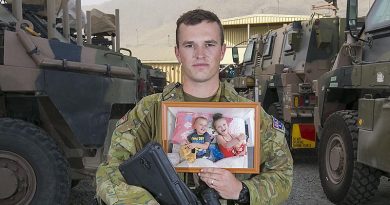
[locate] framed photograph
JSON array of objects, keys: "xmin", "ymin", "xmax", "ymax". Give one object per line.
[{"xmin": 161, "ymin": 102, "xmax": 260, "ymax": 174}]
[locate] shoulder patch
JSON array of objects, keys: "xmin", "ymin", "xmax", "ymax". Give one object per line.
[{"xmin": 272, "ymin": 117, "xmax": 285, "ymax": 133}]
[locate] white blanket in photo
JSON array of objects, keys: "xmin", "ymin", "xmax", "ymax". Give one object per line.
[{"xmin": 175, "ymin": 155, "xmax": 248, "ymax": 168}]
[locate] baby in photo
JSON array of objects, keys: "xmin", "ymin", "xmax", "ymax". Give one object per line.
[{"xmin": 184, "ymin": 116, "xmax": 211, "ymax": 159}]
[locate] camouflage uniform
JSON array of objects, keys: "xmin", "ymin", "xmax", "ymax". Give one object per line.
[{"xmin": 96, "ymin": 82, "xmax": 293, "ymax": 205}]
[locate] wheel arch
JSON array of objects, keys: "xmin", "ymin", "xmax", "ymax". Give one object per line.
[
  {"xmin": 2, "ymin": 94, "xmax": 84, "ymax": 169},
  {"xmin": 320, "ymin": 88, "xmax": 360, "ymax": 132}
]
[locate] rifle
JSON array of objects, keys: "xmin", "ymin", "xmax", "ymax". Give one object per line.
[{"xmin": 119, "ymin": 142, "xmax": 220, "ymax": 205}]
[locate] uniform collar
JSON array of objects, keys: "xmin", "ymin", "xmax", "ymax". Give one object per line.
[{"xmin": 161, "ymin": 81, "xmax": 239, "ymax": 102}]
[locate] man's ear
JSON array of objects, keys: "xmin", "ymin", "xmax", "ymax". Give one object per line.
[
  {"xmin": 175, "ymin": 46, "xmax": 181, "ymax": 63},
  {"xmin": 220, "ymin": 43, "xmax": 227, "ymax": 61}
]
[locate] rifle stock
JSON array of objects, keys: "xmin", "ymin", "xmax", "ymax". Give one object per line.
[{"xmin": 119, "ymin": 142, "xmax": 200, "ymax": 205}]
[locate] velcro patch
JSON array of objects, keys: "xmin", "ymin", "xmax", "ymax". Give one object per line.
[{"xmin": 272, "ymin": 117, "xmax": 285, "ymax": 133}]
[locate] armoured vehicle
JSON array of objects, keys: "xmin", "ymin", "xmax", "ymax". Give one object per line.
[
  {"xmin": 225, "ymin": 3, "xmax": 345, "ymax": 150},
  {"xmin": 315, "ymin": 0, "xmax": 390, "ymax": 204},
  {"xmin": 0, "ymin": 1, "xmax": 166, "ymax": 204}
]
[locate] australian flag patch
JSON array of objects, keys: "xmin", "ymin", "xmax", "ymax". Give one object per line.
[{"xmin": 272, "ymin": 117, "xmax": 285, "ymax": 133}]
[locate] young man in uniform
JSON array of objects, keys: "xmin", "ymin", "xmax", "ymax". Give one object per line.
[{"xmin": 96, "ymin": 9, "xmax": 293, "ymax": 205}]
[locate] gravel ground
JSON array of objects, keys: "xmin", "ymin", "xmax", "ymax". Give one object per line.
[
  {"xmin": 70, "ymin": 151, "xmax": 390, "ymax": 205},
  {"xmin": 69, "ymin": 179, "xmax": 96, "ymax": 205},
  {"xmin": 284, "ymin": 150, "xmax": 390, "ymax": 205},
  {"xmin": 282, "ymin": 151, "xmax": 333, "ymax": 205}
]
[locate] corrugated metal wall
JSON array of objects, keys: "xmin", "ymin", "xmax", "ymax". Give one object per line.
[
  {"xmin": 224, "ymin": 27, "xmax": 247, "ymax": 47},
  {"xmin": 249, "ymin": 24, "xmax": 283, "ymax": 36},
  {"xmin": 145, "ymin": 62, "xmax": 182, "ymax": 83},
  {"xmin": 222, "ymin": 14, "xmax": 311, "ymax": 46},
  {"xmin": 222, "ymin": 14, "xmax": 311, "ymax": 25},
  {"xmin": 224, "ymin": 24, "xmax": 283, "ymax": 46}
]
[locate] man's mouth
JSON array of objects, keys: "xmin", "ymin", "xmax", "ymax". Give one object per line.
[{"xmin": 193, "ymin": 63, "xmax": 208, "ymax": 67}]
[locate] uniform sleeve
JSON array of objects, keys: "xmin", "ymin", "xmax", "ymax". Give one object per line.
[
  {"xmin": 95, "ymin": 98, "xmax": 159, "ymax": 205},
  {"xmin": 243, "ymin": 107, "xmax": 293, "ymax": 205}
]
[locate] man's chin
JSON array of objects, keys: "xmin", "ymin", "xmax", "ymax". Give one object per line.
[{"xmin": 191, "ymin": 77, "xmax": 213, "ymax": 83}]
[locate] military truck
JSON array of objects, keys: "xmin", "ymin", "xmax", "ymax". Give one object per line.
[
  {"xmin": 226, "ymin": 4, "xmax": 345, "ymax": 149},
  {"xmin": 315, "ymin": 0, "xmax": 390, "ymax": 204},
  {"xmin": 0, "ymin": 1, "xmax": 165, "ymax": 204}
]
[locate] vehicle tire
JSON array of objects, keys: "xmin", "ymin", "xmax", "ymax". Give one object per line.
[
  {"xmin": 0, "ymin": 118, "xmax": 70, "ymax": 205},
  {"xmin": 267, "ymin": 102, "xmax": 291, "ymax": 148},
  {"xmin": 318, "ymin": 110, "xmax": 381, "ymax": 204}
]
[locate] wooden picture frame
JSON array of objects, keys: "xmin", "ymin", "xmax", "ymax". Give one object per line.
[{"xmin": 161, "ymin": 102, "xmax": 260, "ymax": 173}]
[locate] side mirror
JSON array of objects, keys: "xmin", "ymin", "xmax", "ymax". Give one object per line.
[
  {"xmin": 232, "ymin": 47, "xmax": 239, "ymax": 64},
  {"xmin": 346, "ymin": 0, "xmax": 358, "ymax": 31}
]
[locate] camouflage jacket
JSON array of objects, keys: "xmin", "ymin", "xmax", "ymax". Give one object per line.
[{"xmin": 96, "ymin": 82, "xmax": 293, "ymax": 205}]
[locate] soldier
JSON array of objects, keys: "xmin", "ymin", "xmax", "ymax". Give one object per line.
[{"xmin": 96, "ymin": 9, "xmax": 293, "ymax": 205}]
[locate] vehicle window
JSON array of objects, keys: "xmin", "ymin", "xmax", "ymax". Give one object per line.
[
  {"xmin": 243, "ymin": 39, "xmax": 255, "ymax": 63},
  {"xmin": 283, "ymin": 30, "xmax": 294, "ymax": 54},
  {"xmin": 366, "ymin": 0, "xmax": 390, "ymax": 32},
  {"xmin": 263, "ymin": 32, "xmax": 275, "ymax": 57}
]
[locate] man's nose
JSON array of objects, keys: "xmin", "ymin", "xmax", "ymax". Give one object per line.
[{"xmin": 194, "ymin": 46, "xmax": 206, "ymax": 59}]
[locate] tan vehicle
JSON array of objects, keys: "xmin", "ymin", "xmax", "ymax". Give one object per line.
[
  {"xmin": 225, "ymin": 2, "xmax": 344, "ymax": 150},
  {"xmin": 315, "ymin": 0, "xmax": 390, "ymax": 204},
  {"xmin": 0, "ymin": 1, "xmax": 165, "ymax": 204}
]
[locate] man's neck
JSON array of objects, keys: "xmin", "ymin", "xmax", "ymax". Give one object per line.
[{"xmin": 183, "ymin": 80, "xmax": 219, "ymax": 98}]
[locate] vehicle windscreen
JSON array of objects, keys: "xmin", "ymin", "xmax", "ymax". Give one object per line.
[{"xmin": 365, "ymin": 0, "xmax": 390, "ymax": 32}]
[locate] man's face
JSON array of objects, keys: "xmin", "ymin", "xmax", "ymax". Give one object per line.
[
  {"xmin": 214, "ymin": 118, "xmax": 228, "ymax": 136},
  {"xmin": 175, "ymin": 21, "xmax": 226, "ymax": 84},
  {"xmin": 194, "ymin": 118, "xmax": 208, "ymax": 135}
]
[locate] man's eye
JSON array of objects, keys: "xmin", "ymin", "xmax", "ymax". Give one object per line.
[
  {"xmin": 206, "ymin": 43, "xmax": 216, "ymax": 47},
  {"xmin": 184, "ymin": 44, "xmax": 193, "ymax": 48}
]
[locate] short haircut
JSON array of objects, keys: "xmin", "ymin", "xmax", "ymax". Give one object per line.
[{"xmin": 176, "ymin": 9, "xmax": 224, "ymax": 47}]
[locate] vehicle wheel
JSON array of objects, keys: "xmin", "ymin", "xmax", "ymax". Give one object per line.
[
  {"xmin": 0, "ymin": 118, "xmax": 70, "ymax": 205},
  {"xmin": 267, "ymin": 102, "xmax": 291, "ymax": 148},
  {"xmin": 318, "ymin": 110, "xmax": 381, "ymax": 204}
]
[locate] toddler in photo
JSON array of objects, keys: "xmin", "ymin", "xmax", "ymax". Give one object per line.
[{"xmin": 212, "ymin": 113, "xmax": 247, "ymax": 158}]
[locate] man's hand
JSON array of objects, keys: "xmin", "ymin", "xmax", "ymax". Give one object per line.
[{"xmin": 198, "ymin": 168, "xmax": 242, "ymax": 200}]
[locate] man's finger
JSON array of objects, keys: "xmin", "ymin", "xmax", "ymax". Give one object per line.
[
  {"xmin": 201, "ymin": 167, "xmax": 225, "ymax": 174},
  {"xmin": 198, "ymin": 172, "xmax": 213, "ymax": 180}
]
